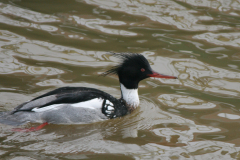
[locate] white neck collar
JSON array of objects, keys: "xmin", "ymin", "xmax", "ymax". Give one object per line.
[{"xmin": 120, "ymin": 83, "xmax": 139, "ymax": 109}]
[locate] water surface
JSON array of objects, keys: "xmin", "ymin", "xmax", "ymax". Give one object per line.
[{"xmin": 0, "ymin": 0, "xmax": 240, "ymax": 159}]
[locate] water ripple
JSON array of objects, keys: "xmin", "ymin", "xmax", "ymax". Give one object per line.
[
  {"xmin": 158, "ymin": 94, "xmax": 216, "ymax": 109},
  {"xmin": 71, "ymin": 15, "xmax": 137, "ymax": 36},
  {"xmin": 194, "ymin": 32, "xmax": 240, "ymax": 48},
  {"xmin": 0, "ymin": 3, "xmax": 60, "ymax": 23},
  {"xmin": 84, "ymin": 0, "xmax": 231, "ymax": 31}
]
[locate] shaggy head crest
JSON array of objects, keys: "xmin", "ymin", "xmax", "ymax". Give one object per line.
[{"xmin": 102, "ymin": 53, "xmax": 151, "ymax": 77}]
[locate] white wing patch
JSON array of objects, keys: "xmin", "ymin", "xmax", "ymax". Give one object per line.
[
  {"xmin": 31, "ymin": 98, "xmax": 114, "ymax": 113},
  {"xmin": 71, "ymin": 98, "xmax": 104, "ymax": 109},
  {"xmin": 32, "ymin": 104, "xmax": 62, "ymax": 112}
]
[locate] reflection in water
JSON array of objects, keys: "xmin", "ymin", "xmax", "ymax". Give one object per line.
[
  {"xmin": 25, "ymin": 66, "xmax": 64, "ymax": 75},
  {"xmin": 117, "ymin": 98, "xmax": 220, "ymax": 142},
  {"xmin": 36, "ymin": 79, "xmax": 64, "ymax": 86},
  {"xmin": 178, "ymin": 0, "xmax": 240, "ymax": 14},
  {"xmin": 72, "ymin": 16, "xmax": 137, "ymax": 36},
  {"xmin": 158, "ymin": 94, "xmax": 216, "ymax": 109},
  {"xmin": 0, "ymin": 15, "xmax": 58, "ymax": 32},
  {"xmin": 19, "ymin": 137, "xmax": 240, "ymax": 159},
  {"xmin": 0, "ymin": 98, "xmax": 227, "ymax": 159},
  {"xmin": 0, "ymin": 3, "xmax": 60, "ymax": 23},
  {"xmin": 218, "ymin": 113, "xmax": 240, "ymax": 120},
  {"xmin": 145, "ymin": 54, "xmax": 240, "ymax": 97},
  {"xmin": 194, "ymin": 32, "xmax": 240, "ymax": 48},
  {"xmin": 0, "ymin": 92, "xmax": 32, "ymax": 111},
  {"xmin": 172, "ymin": 59, "xmax": 240, "ymax": 97},
  {"xmin": 84, "ymin": 0, "xmax": 231, "ymax": 31},
  {"xmin": 0, "ymin": 50, "xmax": 64, "ymax": 75}
]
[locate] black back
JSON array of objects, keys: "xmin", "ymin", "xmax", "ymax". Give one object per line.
[{"xmin": 12, "ymin": 87, "xmax": 129, "ymax": 118}]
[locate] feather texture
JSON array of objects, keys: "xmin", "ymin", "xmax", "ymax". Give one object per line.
[{"xmin": 101, "ymin": 52, "xmax": 150, "ymax": 77}]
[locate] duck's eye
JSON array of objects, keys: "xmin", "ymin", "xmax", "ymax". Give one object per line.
[{"xmin": 141, "ymin": 68, "xmax": 145, "ymax": 72}]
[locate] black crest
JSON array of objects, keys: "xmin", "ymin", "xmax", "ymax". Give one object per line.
[{"xmin": 102, "ymin": 52, "xmax": 151, "ymax": 77}]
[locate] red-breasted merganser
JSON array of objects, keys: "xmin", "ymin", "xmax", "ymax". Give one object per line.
[{"xmin": 0, "ymin": 53, "xmax": 177, "ymax": 125}]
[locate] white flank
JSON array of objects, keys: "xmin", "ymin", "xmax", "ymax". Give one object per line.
[
  {"xmin": 120, "ymin": 83, "xmax": 139, "ymax": 107},
  {"xmin": 32, "ymin": 104, "xmax": 62, "ymax": 112},
  {"xmin": 32, "ymin": 98, "xmax": 105, "ymax": 112},
  {"xmin": 71, "ymin": 98, "xmax": 104, "ymax": 109}
]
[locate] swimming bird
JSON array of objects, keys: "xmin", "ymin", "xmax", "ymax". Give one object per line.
[{"xmin": 0, "ymin": 53, "xmax": 177, "ymax": 126}]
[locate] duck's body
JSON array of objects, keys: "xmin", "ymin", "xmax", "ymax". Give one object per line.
[
  {"xmin": 0, "ymin": 53, "xmax": 177, "ymax": 125},
  {"xmin": 2, "ymin": 87, "xmax": 127, "ymax": 125}
]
